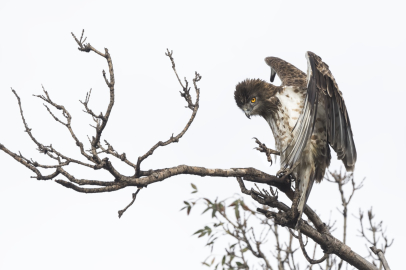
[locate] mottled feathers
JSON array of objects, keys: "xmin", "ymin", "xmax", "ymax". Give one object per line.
[
  {"xmin": 234, "ymin": 51, "xmax": 357, "ymax": 223},
  {"xmin": 306, "ymin": 52, "xmax": 356, "ymax": 171}
]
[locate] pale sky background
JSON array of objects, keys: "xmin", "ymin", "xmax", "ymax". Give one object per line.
[{"xmin": 1, "ymin": 1, "xmax": 405, "ymax": 269}]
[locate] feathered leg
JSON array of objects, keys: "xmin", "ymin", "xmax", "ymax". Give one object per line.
[
  {"xmin": 295, "ymin": 147, "xmax": 316, "ymax": 229},
  {"xmin": 296, "ymin": 172, "xmax": 315, "ymax": 228}
]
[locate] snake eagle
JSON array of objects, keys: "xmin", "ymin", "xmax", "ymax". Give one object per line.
[{"xmin": 234, "ymin": 51, "xmax": 357, "ymax": 222}]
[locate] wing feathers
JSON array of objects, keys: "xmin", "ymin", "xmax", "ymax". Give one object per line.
[
  {"xmin": 280, "ymin": 53, "xmax": 319, "ymax": 169},
  {"xmin": 307, "ymin": 51, "xmax": 357, "ymax": 169},
  {"xmin": 265, "ymin": 57, "xmax": 307, "ymax": 87},
  {"xmin": 270, "ymin": 67, "xmax": 277, "ymax": 82},
  {"xmin": 264, "ymin": 52, "xmax": 356, "ymax": 171},
  {"xmin": 279, "ymin": 52, "xmax": 356, "ymax": 171},
  {"xmin": 265, "ymin": 52, "xmax": 357, "ymax": 222},
  {"xmin": 281, "ymin": 84, "xmax": 318, "ymax": 168}
]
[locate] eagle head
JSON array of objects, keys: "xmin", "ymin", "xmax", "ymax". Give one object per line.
[{"xmin": 234, "ymin": 78, "xmax": 278, "ymax": 119}]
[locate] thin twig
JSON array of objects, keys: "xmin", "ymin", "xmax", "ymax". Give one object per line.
[
  {"xmin": 118, "ymin": 189, "xmax": 142, "ymax": 218},
  {"xmin": 135, "ymin": 51, "xmax": 201, "ymax": 177}
]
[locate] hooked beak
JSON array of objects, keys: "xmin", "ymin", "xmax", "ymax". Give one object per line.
[{"xmin": 244, "ymin": 110, "xmax": 251, "ymax": 119}]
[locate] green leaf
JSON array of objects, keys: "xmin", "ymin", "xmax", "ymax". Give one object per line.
[
  {"xmin": 193, "ymin": 229, "xmax": 203, "ymax": 235},
  {"xmin": 202, "ymin": 206, "xmax": 211, "ymax": 214},
  {"xmin": 206, "ymin": 236, "xmax": 218, "ymax": 247},
  {"xmin": 204, "ymin": 226, "xmax": 212, "ymax": 235},
  {"xmin": 191, "ymin": 183, "xmax": 197, "ymax": 190},
  {"xmin": 222, "ymin": 256, "xmax": 226, "ymax": 265},
  {"xmin": 228, "ymin": 200, "xmax": 239, "ymax": 207},
  {"xmin": 235, "ymin": 207, "xmax": 240, "ymax": 219},
  {"xmin": 240, "ymin": 201, "xmax": 250, "ymax": 211},
  {"xmin": 229, "ymin": 255, "xmax": 235, "ymax": 263},
  {"xmin": 187, "ymin": 206, "xmax": 191, "ymax": 215},
  {"xmin": 211, "ymin": 257, "xmax": 215, "ymax": 265},
  {"xmin": 241, "ymin": 247, "xmax": 249, "ymax": 253},
  {"xmin": 203, "ymin": 198, "xmax": 213, "ymax": 204},
  {"xmin": 212, "ymin": 208, "xmax": 217, "ymax": 218},
  {"xmin": 218, "ymin": 203, "xmax": 225, "ymax": 213},
  {"xmin": 184, "ymin": 201, "xmax": 190, "ymax": 206}
]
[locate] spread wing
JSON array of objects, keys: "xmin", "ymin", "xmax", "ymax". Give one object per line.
[
  {"xmin": 306, "ymin": 51, "xmax": 357, "ymax": 170},
  {"xmin": 264, "ymin": 56, "xmax": 315, "ymax": 170},
  {"xmin": 265, "ymin": 52, "xmax": 357, "ymax": 171}
]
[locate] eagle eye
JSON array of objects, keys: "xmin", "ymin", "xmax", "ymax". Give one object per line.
[{"xmin": 251, "ymin": 97, "xmax": 256, "ymax": 103}]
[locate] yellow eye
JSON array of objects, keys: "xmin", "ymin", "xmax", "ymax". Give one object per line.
[{"xmin": 251, "ymin": 97, "xmax": 256, "ymax": 103}]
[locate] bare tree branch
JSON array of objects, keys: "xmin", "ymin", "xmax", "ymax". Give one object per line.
[
  {"xmin": 1, "ymin": 30, "xmax": 391, "ymax": 270},
  {"xmin": 370, "ymin": 247, "xmax": 391, "ymax": 270},
  {"xmin": 298, "ymin": 230, "xmax": 329, "ymax": 264},
  {"xmin": 33, "ymin": 85, "xmax": 94, "ymax": 162},
  {"xmin": 72, "ymin": 30, "xmax": 116, "ymax": 162},
  {"xmin": 118, "ymin": 188, "xmax": 142, "ymax": 218},
  {"xmin": 236, "ymin": 175, "xmax": 378, "ymax": 270},
  {"xmin": 356, "ymin": 208, "xmax": 393, "ymax": 269},
  {"xmin": 134, "ymin": 51, "xmax": 201, "ymax": 177},
  {"xmin": 325, "ymin": 169, "xmax": 365, "ymax": 270}
]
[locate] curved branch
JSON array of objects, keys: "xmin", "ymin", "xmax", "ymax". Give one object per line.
[
  {"xmin": 71, "ymin": 30, "xmax": 116, "ymax": 163},
  {"xmin": 255, "ymin": 208, "xmax": 377, "ymax": 270},
  {"xmin": 298, "ymin": 230, "xmax": 329, "ymax": 264},
  {"xmin": 370, "ymin": 247, "xmax": 391, "ymax": 270},
  {"xmin": 33, "ymin": 85, "xmax": 94, "ymax": 162},
  {"xmin": 118, "ymin": 188, "xmax": 142, "ymax": 218},
  {"xmin": 135, "ymin": 52, "xmax": 201, "ymax": 177},
  {"xmin": 135, "ymin": 102, "xmax": 199, "ymax": 176},
  {"xmin": 2, "ymin": 31, "xmax": 384, "ymax": 270}
]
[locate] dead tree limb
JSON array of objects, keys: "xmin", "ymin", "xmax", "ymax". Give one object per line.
[
  {"xmin": 237, "ymin": 179, "xmax": 378, "ymax": 270},
  {"xmin": 0, "ymin": 30, "xmax": 386, "ymax": 270},
  {"xmin": 370, "ymin": 247, "xmax": 391, "ymax": 270},
  {"xmin": 325, "ymin": 169, "xmax": 365, "ymax": 270}
]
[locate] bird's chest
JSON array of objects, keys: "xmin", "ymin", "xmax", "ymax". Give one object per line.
[{"xmin": 265, "ymin": 86, "xmax": 306, "ymax": 151}]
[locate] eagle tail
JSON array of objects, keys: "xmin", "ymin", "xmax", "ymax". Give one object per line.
[{"xmin": 295, "ymin": 166, "xmax": 315, "ymax": 229}]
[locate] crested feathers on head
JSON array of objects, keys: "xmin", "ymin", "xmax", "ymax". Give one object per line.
[
  {"xmin": 234, "ymin": 79, "xmax": 266, "ymax": 108},
  {"xmin": 234, "ymin": 78, "xmax": 280, "ymax": 118}
]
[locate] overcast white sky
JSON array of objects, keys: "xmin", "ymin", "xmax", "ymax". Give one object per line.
[{"xmin": 1, "ymin": 0, "xmax": 405, "ymax": 269}]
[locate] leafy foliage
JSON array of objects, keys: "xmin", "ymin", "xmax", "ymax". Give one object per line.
[
  {"xmin": 181, "ymin": 184, "xmax": 300, "ymax": 270},
  {"xmin": 181, "ymin": 172, "xmax": 393, "ymax": 270}
]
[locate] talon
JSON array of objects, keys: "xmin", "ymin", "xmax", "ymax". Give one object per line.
[
  {"xmin": 276, "ymin": 168, "xmax": 288, "ymax": 178},
  {"xmin": 253, "ymin": 137, "xmax": 279, "ymax": 166}
]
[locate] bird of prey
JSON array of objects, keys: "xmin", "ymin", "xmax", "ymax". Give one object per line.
[{"xmin": 234, "ymin": 51, "xmax": 357, "ymax": 224}]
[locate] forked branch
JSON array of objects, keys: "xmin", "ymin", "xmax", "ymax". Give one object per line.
[
  {"xmin": 0, "ymin": 30, "xmax": 387, "ymax": 270},
  {"xmin": 236, "ymin": 177, "xmax": 378, "ymax": 270},
  {"xmin": 135, "ymin": 50, "xmax": 201, "ymax": 177},
  {"xmin": 72, "ymin": 30, "xmax": 115, "ymax": 154}
]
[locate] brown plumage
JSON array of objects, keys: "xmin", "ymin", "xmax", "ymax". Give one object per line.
[{"xmin": 234, "ymin": 52, "xmax": 357, "ymax": 224}]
